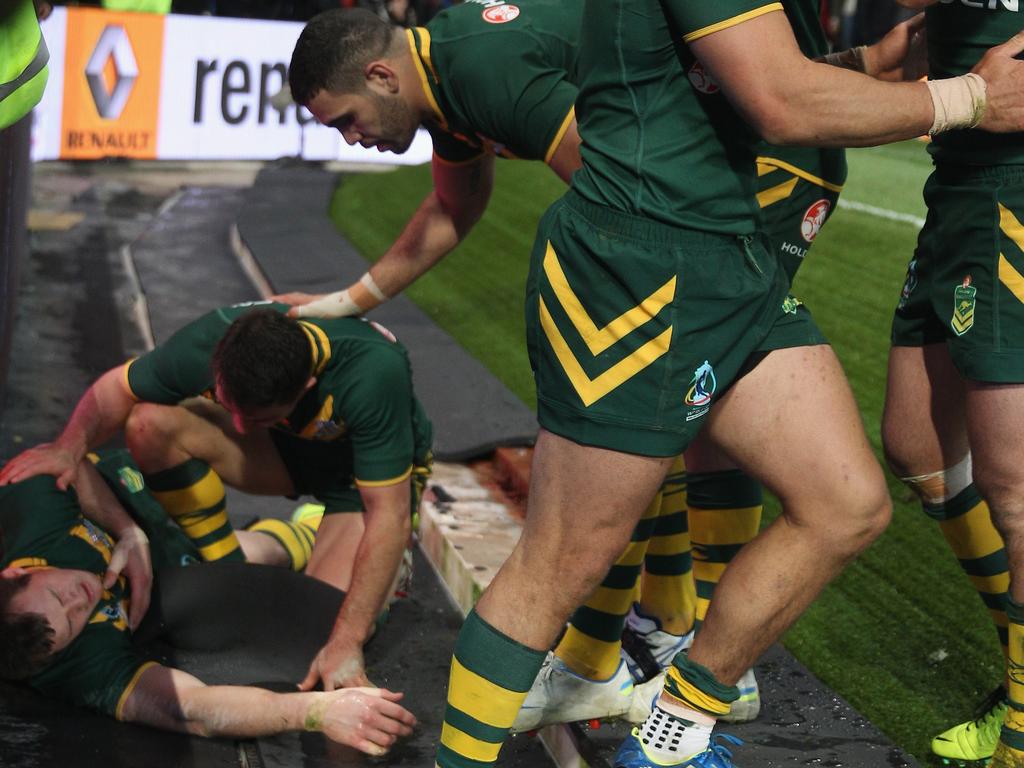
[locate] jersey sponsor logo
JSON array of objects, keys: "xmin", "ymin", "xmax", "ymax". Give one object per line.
[
  {"xmin": 801, "ymin": 199, "xmax": 831, "ymax": 243},
  {"xmin": 939, "ymin": 0, "xmax": 1018, "ymax": 11},
  {"xmin": 687, "ymin": 61, "xmax": 720, "ymax": 95},
  {"xmin": 781, "ymin": 296, "xmax": 803, "ymax": 315},
  {"xmin": 898, "ymin": 258, "xmax": 918, "ymax": 310},
  {"xmin": 684, "ymin": 360, "xmax": 716, "ymax": 421},
  {"xmin": 952, "ymin": 275, "xmax": 977, "ymax": 336},
  {"xmin": 89, "ymin": 596, "xmax": 129, "ymax": 632},
  {"xmin": 482, "ymin": 4, "xmax": 520, "ymax": 23},
  {"xmin": 780, "ymin": 241, "xmax": 808, "ymax": 260}
]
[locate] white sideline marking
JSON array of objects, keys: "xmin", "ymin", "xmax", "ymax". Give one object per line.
[{"xmin": 837, "ymin": 198, "xmax": 926, "ymax": 229}]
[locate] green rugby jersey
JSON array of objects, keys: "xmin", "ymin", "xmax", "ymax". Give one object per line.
[
  {"xmin": 573, "ymin": 0, "xmax": 836, "ymax": 234},
  {"xmin": 926, "ymin": 0, "xmax": 1023, "ymax": 166},
  {"xmin": 0, "ymin": 452, "xmax": 185, "ymax": 718},
  {"xmin": 410, "ymin": 0, "xmax": 580, "ymax": 163},
  {"xmin": 125, "ymin": 302, "xmax": 432, "ymax": 487}
]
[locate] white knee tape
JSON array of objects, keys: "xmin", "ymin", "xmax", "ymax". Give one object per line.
[{"xmin": 900, "ymin": 453, "xmax": 973, "ymax": 505}]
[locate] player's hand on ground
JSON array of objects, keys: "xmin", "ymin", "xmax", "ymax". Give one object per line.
[
  {"xmin": 0, "ymin": 443, "xmax": 79, "ymax": 489},
  {"xmin": 866, "ymin": 13, "xmax": 928, "ymax": 82},
  {"xmin": 300, "ymin": 637, "xmax": 372, "ymax": 692},
  {"xmin": 105, "ymin": 526, "xmax": 153, "ymax": 630},
  {"xmin": 317, "ymin": 688, "xmax": 416, "ymax": 756},
  {"xmin": 973, "ymin": 29, "xmax": 1024, "ymax": 133},
  {"xmin": 269, "ymin": 291, "xmax": 326, "ymax": 317}
]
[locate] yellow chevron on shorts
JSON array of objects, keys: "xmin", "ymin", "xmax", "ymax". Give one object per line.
[
  {"xmin": 756, "ymin": 175, "xmax": 799, "ymax": 209},
  {"xmin": 541, "ymin": 297, "xmax": 673, "ymax": 407},
  {"xmin": 448, "ymin": 657, "xmax": 527, "ymax": 729},
  {"xmin": 1000, "ymin": 254, "xmax": 1024, "ymax": 305},
  {"xmin": 543, "ymin": 243, "xmax": 675, "ymax": 355},
  {"xmin": 440, "ymin": 722, "xmax": 502, "ymax": 762}
]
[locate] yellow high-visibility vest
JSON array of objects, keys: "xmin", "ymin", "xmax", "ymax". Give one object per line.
[
  {"xmin": 0, "ymin": 0, "xmax": 49, "ymax": 130},
  {"xmin": 101, "ymin": 0, "xmax": 173, "ymax": 13}
]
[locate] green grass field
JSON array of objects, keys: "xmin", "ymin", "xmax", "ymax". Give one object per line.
[{"xmin": 331, "ymin": 142, "xmax": 1002, "ymax": 764}]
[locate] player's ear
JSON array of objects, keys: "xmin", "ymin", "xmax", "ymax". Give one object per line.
[{"xmin": 365, "ymin": 60, "xmax": 400, "ymax": 94}]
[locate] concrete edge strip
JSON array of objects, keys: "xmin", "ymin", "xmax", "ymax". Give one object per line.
[
  {"xmin": 118, "ymin": 243, "xmax": 155, "ymax": 352},
  {"xmin": 229, "ymin": 222, "xmax": 275, "ymax": 299}
]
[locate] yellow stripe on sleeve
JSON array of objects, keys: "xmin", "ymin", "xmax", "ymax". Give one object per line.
[
  {"xmin": 355, "ymin": 466, "xmax": 413, "ymax": 488},
  {"xmin": 121, "ymin": 360, "xmax": 141, "ymax": 402},
  {"xmin": 684, "ymin": 4, "xmax": 783, "ymax": 43},
  {"xmin": 544, "ymin": 107, "xmax": 576, "ymax": 164},
  {"xmin": 115, "ymin": 661, "xmax": 159, "ymax": 721}
]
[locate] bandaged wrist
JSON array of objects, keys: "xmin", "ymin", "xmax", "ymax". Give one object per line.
[
  {"xmin": 821, "ymin": 45, "xmax": 867, "ymax": 73},
  {"xmin": 303, "ymin": 696, "xmax": 330, "ymax": 732},
  {"xmin": 926, "ymin": 73, "xmax": 987, "ymax": 135},
  {"xmin": 360, "ymin": 272, "xmax": 387, "ymax": 302},
  {"xmin": 294, "ymin": 289, "xmax": 362, "ymax": 318}
]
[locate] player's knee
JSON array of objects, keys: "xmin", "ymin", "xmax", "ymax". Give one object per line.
[
  {"xmin": 125, "ymin": 403, "xmax": 180, "ymax": 453},
  {"xmin": 898, "ymin": 454, "xmax": 973, "ymax": 512},
  {"xmin": 821, "ymin": 471, "xmax": 891, "ymax": 555},
  {"xmin": 972, "ymin": 465, "xmax": 1024, "ymax": 525}
]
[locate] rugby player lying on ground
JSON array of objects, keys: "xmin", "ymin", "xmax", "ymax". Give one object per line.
[{"xmin": 0, "ymin": 451, "xmax": 415, "ymax": 756}]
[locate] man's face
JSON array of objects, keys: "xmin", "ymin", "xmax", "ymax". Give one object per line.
[
  {"xmin": 214, "ymin": 379, "xmax": 305, "ymax": 435},
  {"xmin": 4, "ymin": 567, "xmax": 103, "ymax": 654},
  {"xmin": 306, "ymin": 88, "xmax": 420, "ymax": 155}
]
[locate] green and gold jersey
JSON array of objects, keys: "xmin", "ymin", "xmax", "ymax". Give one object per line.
[
  {"xmin": 410, "ymin": 0, "xmax": 580, "ymax": 164},
  {"xmin": 926, "ymin": 1, "xmax": 1023, "ymax": 166},
  {"xmin": 125, "ymin": 302, "xmax": 433, "ymax": 487},
  {"xmin": 0, "ymin": 451, "xmax": 189, "ymax": 718},
  {"xmin": 573, "ymin": 0, "xmax": 836, "ymax": 234}
]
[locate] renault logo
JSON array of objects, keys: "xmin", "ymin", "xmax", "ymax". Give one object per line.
[{"xmin": 85, "ymin": 26, "xmax": 138, "ymax": 120}]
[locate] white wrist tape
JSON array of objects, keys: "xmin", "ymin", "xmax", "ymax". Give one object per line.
[
  {"xmin": 360, "ymin": 272, "xmax": 387, "ymax": 303},
  {"xmin": 926, "ymin": 73, "xmax": 987, "ymax": 136},
  {"xmin": 295, "ymin": 289, "xmax": 363, "ymax": 318}
]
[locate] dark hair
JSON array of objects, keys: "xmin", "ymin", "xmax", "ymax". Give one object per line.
[
  {"xmin": 289, "ymin": 8, "xmax": 395, "ymax": 105},
  {"xmin": 0, "ymin": 574, "xmax": 55, "ymax": 680},
  {"xmin": 211, "ymin": 310, "xmax": 312, "ymax": 411}
]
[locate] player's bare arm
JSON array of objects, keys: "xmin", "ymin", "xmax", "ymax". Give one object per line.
[
  {"xmin": 72, "ymin": 459, "xmax": 153, "ymax": 628},
  {"xmin": 300, "ymin": 479, "xmax": 412, "ymax": 690},
  {"xmin": 690, "ymin": 9, "xmax": 1024, "ymax": 147},
  {"xmin": 122, "ymin": 664, "xmax": 416, "ymax": 756},
  {"xmin": 278, "ymin": 152, "xmax": 496, "ymax": 319},
  {"xmin": 0, "ymin": 365, "xmax": 136, "ymax": 489}
]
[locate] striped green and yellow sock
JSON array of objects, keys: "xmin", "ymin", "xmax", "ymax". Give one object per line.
[
  {"xmin": 438, "ymin": 609, "xmax": 546, "ymax": 767},
  {"xmin": 663, "ymin": 654, "xmax": 739, "ymax": 717},
  {"xmin": 246, "ymin": 518, "xmax": 318, "ymax": 571},
  {"xmin": 926, "ymin": 484, "xmax": 1009, "ymax": 654},
  {"xmin": 688, "ymin": 470, "xmax": 762, "ymax": 627},
  {"xmin": 995, "ymin": 600, "xmax": 1024, "ymax": 765},
  {"xmin": 640, "ymin": 456, "xmax": 695, "ymax": 636},
  {"xmin": 555, "ymin": 492, "xmax": 660, "ymax": 680},
  {"xmin": 145, "ymin": 459, "xmax": 243, "ymax": 563}
]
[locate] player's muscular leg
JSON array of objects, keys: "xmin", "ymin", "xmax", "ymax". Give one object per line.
[
  {"xmin": 686, "ymin": 344, "xmax": 891, "ymax": 684},
  {"xmin": 124, "ymin": 399, "xmax": 295, "ymax": 495},
  {"xmin": 882, "ymin": 343, "xmax": 969, "ymax": 478},
  {"xmin": 306, "ymin": 514, "xmax": 365, "ymax": 590},
  {"xmin": 474, "ymin": 429, "xmax": 673, "ymax": 651},
  {"xmin": 966, "ymin": 384, "xmax": 1024, "ymax": 602}
]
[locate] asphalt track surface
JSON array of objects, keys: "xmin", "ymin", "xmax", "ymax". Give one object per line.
[{"xmin": 0, "ymin": 160, "xmax": 920, "ymax": 767}]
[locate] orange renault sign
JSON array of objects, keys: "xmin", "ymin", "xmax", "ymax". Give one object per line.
[{"xmin": 60, "ymin": 8, "xmax": 164, "ymax": 159}]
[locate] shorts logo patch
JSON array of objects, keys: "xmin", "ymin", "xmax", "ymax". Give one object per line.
[
  {"xmin": 952, "ymin": 276, "xmax": 976, "ymax": 336},
  {"xmin": 482, "ymin": 4, "xmax": 520, "ymax": 23},
  {"xmin": 898, "ymin": 259, "xmax": 918, "ymax": 310},
  {"xmin": 117, "ymin": 466, "xmax": 145, "ymax": 493},
  {"xmin": 687, "ymin": 61, "xmax": 719, "ymax": 95},
  {"xmin": 801, "ymin": 199, "xmax": 831, "ymax": 243},
  {"xmin": 684, "ymin": 360, "xmax": 716, "ymax": 421},
  {"xmin": 781, "ymin": 296, "xmax": 803, "ymax": 315}
]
